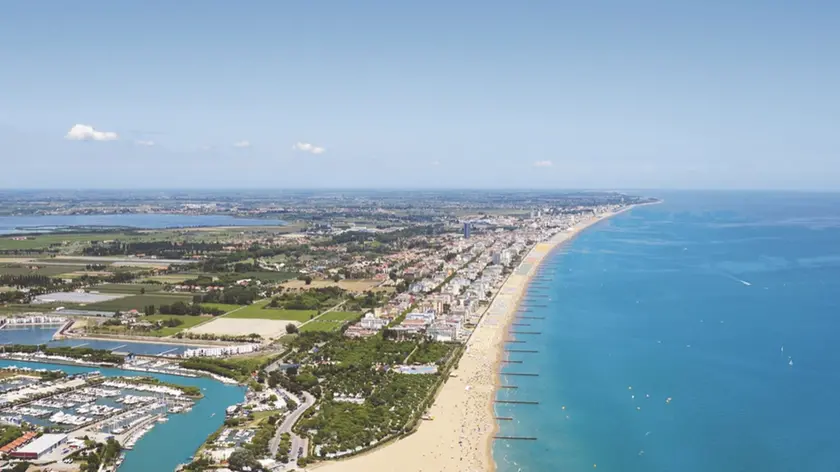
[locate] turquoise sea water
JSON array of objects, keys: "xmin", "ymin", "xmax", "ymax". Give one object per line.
[
  {"xmin": 0, "ymin": 359, "xmax": 245, "ymax": 471},
  {"xmin": 495, "ymin": 192, "xmax": 840, "ymax": 472}
]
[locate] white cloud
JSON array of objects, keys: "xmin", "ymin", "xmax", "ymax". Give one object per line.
[
  {"xmin": 292, "ymin": 141, "xmax": 325, "ymax": 154},
  {"xmin": 64, "ymin": 124, "xmax": 118, "ymax": 141},
  {"xmin": 533, "ymin": 160, "xmax": 553, "ymax": 167},
  {"xmin": 135, "ymin": 140, "xmax": 155, "ymax": 146},
  {"xmin": 233, "ymin": 140, "xmax": 251, "ymax": 148},
  {"xmin": 431, "ymin": 160, "xmax": 441, "ymax": 166}
]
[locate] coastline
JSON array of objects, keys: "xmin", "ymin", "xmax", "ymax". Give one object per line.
[
  {"xmin": 486, "ymin": 203, "xmax": 648, "ymax": 471},
  {"xmin": 313, "ymin": 205, "xmax": 645, "ymax": 472}
]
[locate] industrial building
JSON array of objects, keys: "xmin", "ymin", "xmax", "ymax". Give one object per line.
[{"xmin": 10, "ymin": 433, "xmax": 68, "ymax": 460}]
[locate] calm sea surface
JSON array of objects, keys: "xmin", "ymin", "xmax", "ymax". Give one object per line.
[
  {"xmin": 495, "ymin": 191, "xmax": 840, "ymax": 472},
  {"xmin": 0, "ymin": 214, "xmax": 282, "ymax": 234},
  {"xmin": 0, "ymin": 359, "xmax": 244, "ymax": 471}
]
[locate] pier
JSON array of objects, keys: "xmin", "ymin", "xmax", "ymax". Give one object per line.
[
  {"xmin": 495, "ymin": 417, "xmax": 513, "ymax": 421},
  {"xmin": 521, "ymin": 304, "xmax": 547, "ymax": 308},
  {"xmin": 502, "ymin": 373, "xmax": 539, "ymax": 377},
  {"xmin": 509, "ymin": 331, "xmax": 541, "ymax": 335},
  {"xmin": 495, "ymin": 400, "xmax": 540, "ymax": 405},
  {"xmin": 500, "ymin": 360, "xmax": 523, "ymax": 364},
  {"xmin": 505, "ymin": 349, "xmax": 539, "ymax": 353},
  {"xmin": 504, "ymin": 340, "xmax": 526, "ymax": 343},
  {"xmin": 515, "ymin": 316, "xmax": 545, "ymax": 320},
  {"xmin": 157, "ymin": 348, "xmax": 179, "ymax": 356},
  {"xmin": 510, "ymin": 323, "xmax": 530, "ymax": 327},
  {"xmin": 498, "ymin": 385, "xmax": 518, "ymax": 389},
  {"xmin": 494, "ymin": 436, "xmax": 538, "ymax": 441}
]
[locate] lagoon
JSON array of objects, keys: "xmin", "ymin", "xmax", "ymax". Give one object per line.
[
  {"xmin": 0, "ymin": 358, "xmax": 245, "ymax": 471},
  {"xmin": 0, "ymin": 213, "xmax": 283, "ymax": 235}
]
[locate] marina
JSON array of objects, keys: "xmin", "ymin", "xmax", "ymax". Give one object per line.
[{"xmin": 0, "ymin": 359, "xmax": 245, "ymax": 471}]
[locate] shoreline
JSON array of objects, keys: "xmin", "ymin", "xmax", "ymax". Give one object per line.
[
  {"xmin": 486, "ymin": 203, "xmax": 650, "ymax": 471},
  {"xmin": 312, "ymin": 204, "xmax": 649, "ymax": 472}
]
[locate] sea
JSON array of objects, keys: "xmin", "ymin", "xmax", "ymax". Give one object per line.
[
  {"xmin": 0, "ymin": 213, "xmax": 282, "ymax": 235},
  {"xmin": 495, "ymin": 191, "xmax": 840, "ymax": 472},
  {"xmin": 0, "ymin": 359, "xmax": 245, "ymax": 472}
]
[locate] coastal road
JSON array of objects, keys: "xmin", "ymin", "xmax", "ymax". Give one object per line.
[{"xmin": 269, "ymin": 391, "xmax": 316, "ymax": 458}]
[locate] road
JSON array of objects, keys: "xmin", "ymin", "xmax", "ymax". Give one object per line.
[{"xmin": 269, "ymin": 391, "xmax": 316, "ymax": 459}]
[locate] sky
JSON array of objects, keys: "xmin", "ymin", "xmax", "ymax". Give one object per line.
[{"xmin": 1, "ymin": 1, "xmax": 838, "ymax": 190}]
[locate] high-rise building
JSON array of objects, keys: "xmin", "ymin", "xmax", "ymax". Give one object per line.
[{"xmin": 463, "ymin": 222, "xmax": 471, "ymax": 239}]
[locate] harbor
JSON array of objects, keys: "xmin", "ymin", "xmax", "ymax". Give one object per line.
[{"xmin": 0, "ymin": 359, "xmax": 245, "ymax": 471}]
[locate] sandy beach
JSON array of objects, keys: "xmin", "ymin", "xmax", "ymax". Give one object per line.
[{"xmin": 313, "ymin": 208, "xmax": 635, "ymax": 472}]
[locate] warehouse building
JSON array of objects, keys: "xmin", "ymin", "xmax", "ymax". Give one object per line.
[{"xmin": 11, "ymin": 433, "xmax": 67, "ymax": 460}]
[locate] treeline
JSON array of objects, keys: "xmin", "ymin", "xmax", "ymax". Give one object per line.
[
  {"xmin": 83, "ymin": 241, "xmax": 226, "ymax": 259},
  {"xmin": 195, "ymin": 243, "xmax": 311, "ymax": 272},
  {"xmin": 0, "ymin": 274, "xmax": 59, "ymax": 287},
  {"xmin": 3, "ymin": 344, "xmax": 124, "ymax": 364},
  {"xmin": 192, "ymin": 285, "xmax": 259, "ymax": 305},
  {"xmin": 158, "ymin": 301, "xmax": 225, "ymax": 316},
  {"xmin": 269, "ymin": 286, "xmax": 345, "ymax": 310},
  {"xmin": 175, "ymin": 332, "xmax": 262, "ymax": 343}
]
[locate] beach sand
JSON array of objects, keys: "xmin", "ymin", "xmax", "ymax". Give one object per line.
[{"xmin": 312, "ymin": 209, "xmax": 633, "ymax": 472}]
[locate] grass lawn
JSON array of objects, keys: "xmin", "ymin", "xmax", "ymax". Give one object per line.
[
  {"xmin": 300, "ymin": 312, "xmax": 360, "ymax": 333},
  {"xmin": 85, "ymin": 293, "xmax": 194, "ymax": 312},
  {"xmin": 224, "ymin": 300, "xmax": 316, "ymax": 322},
  {"xmin": 143, "ymin": 314, "xmax": 210, "ymax": 336},
  {"xmin": 200, "ymin": 303, "xmax": 243, "ymax": 314},
  {"xmin": 92, "ymin": 283, "xmax": 164, "ymax": 294}
]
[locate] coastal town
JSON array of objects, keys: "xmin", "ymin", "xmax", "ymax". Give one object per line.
[{"xmin": 0, "ymin": 191, "xmax": 653, "ymax": 471}]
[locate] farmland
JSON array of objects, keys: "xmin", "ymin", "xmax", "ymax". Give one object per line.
[
  {"xmin": 92, "ymin": 283, "xmax": 165, "ymax": 294},
  {"xmin": 0, "ymin": 264, "xmax": 80, "ymax": 277}
]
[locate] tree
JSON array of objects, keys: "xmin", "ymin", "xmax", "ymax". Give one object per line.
[
  {"xmin": 286, "ymin": 323, "xmax": 299, "ymax": 334},
  {"xmin": 140, "ymin": 287, "xmax": 146, "ymax": 295},
  {"xmin": 228, "ymin": 448, "xmax": 262, "ymax": 471},
  {"xmin": 304, "ymin": 275, "xmax": 313, "ymax": 285}
]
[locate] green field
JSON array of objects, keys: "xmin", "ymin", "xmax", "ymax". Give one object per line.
[
  {"xmin": 224, "ymin": 300, "xmax": 316, "ymax": 321},
  {"xmin": 142, "ymin": 274, "xmax": 195, "ymax": 284},
  {"xmin": 0, "ymin": 264, "xmax": 81, "ymax": 277},
  {"xmin": 199, "ymin": 303, "xmax": 242, "ymax": 314},
  {"xmin": 92, "ymin": 283, "xmax": 164, "ymax": 294},
  {"xmin": 142, "ymin": 314, "xmax": 210, "ymax": 336},
  {"xmin": 85, "ymin": 293, "xmax": 194, "ymax": 312},
  {"xmin": 300, "ymin": 311, "xmax": 361, "ymax": 333},
  {"xmin": 235, "ymin": 271, "xmax": 297, "ymax": 282}
]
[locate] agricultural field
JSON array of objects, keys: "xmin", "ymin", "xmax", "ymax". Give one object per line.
[
  {"xmin": 0, "ymin": 264, "xmax": 81, "ymax": 277},
  {"xmin": 300, "ymin": 311, "xmax": 360, "ymax": 333},
  {"xmin": 84, "ymin": 293, "xmax": 194, "ymax": 312},
  {"xmin": 224, "ymin": 301, "xmax": 316, "ymax": 322},
  {"xmin": 92, "ymin": 283, "xmax": 165, "ymax": 294},
  {"xmin": 142, "ymin": 274, "xmax": 195, "ymax": 284},
  {"xmin": 0, "ymin": 233, "xmax": 135, "ymax": 251}
]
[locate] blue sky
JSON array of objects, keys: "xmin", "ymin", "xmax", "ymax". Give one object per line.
[{"xmin": 1, "ymin": 1, "xmax": 838, "ymax": 189}]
